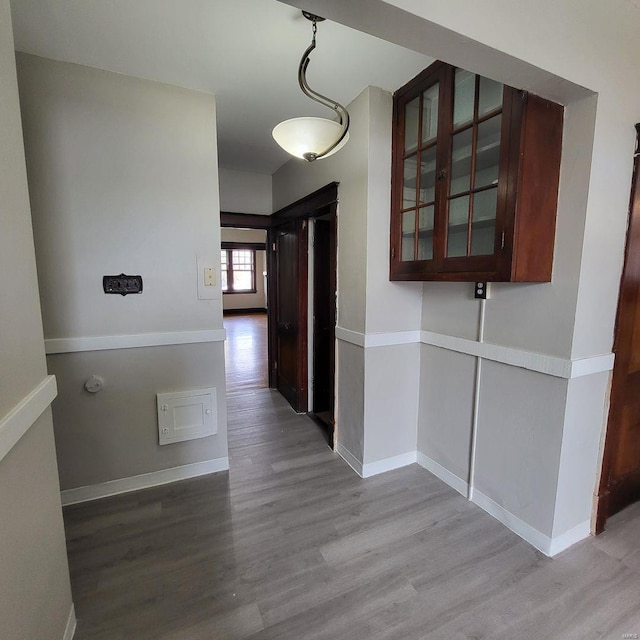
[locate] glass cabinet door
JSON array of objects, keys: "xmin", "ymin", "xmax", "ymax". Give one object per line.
[
  {"xmin": 400, "ymin": 81, "xmax": 439, "ymax": 262},
  {"xmin": 391, "ymin": 59, "xmax": 563, "ymax": 282},
  {"xmin": 445, "ymin": 70, "xmax": 503, "ymax": 259}
]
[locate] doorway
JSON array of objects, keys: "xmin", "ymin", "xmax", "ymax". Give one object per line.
[
  {"xmin": 268, "ymin": 183, "xmax": 339, "ymax": 444},
  {"xmin": 219, "ymin": 216, "xmax": 271, "ymax": 395},
  {"xmin": 309, "ymin": 213, "xmax": 337, "ymax": 443},
  {"xmin": 597, "ymin": 124, "xmax": 640, "ymax": 531}
]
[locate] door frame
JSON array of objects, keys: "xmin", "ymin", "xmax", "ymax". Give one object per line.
[
  {"xmin": 596, "ymin": 124, "xmax": 640, "ymax": 533},
  {"xmin": 267, "ymin": 183, "xmax": 339, "ymax": 411},
  {"xmin": 310, "ymin": 211, "xmax": 338, "ymax": 427}
]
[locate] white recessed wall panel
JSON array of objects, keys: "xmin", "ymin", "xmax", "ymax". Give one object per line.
[
  {"xmin": 474, "ymin": 360, "xmax": 568, "ymax": 537},
  {"xmin": 336, "ymin": 340, "xmax": 365, "ymax": 467},
  {"xmin": 418, "ymin": 344, "xmax": 476, "ymax": 484},
  {"xmin": 364, "ymin": 343, "xmax": 419, "ymax": 465}
]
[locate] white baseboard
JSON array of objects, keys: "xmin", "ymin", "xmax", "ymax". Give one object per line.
[
  {"xmin": 63, "ymin": 604, "xmax": 76, "ymax": 640},
  {"xmin": 336, "ymin": 442, "xmax": 364, "ymax": 477},
  {"xmin": 470, "ymin": 489, "xmax": 589, "ymax": 557},
  {"xmin": 548, "ymin": 520, "xmax": 592, "ymax": 556},
  {"xmin": 60, "ymin": 457, "xmax": 229, "ymax": 505},
  {"xmin": 416, "ymin": 452, "xmax": 469, "ymax": 496},
  {"xmin": 362, "ymin": 451, "xmax": 417, "ymax": 478},
  {"xmin": 471, "ymin": 489, "xmax": 551, "ymax": 555}
]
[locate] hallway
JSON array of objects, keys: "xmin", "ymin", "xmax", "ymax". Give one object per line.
[
  {"xmin": 63, "ymin": 387, "xmax": 640, "ymax": 640},
  {"xmin": 224, "ymin": 312, "xmax": 268, "ymax": 394}
]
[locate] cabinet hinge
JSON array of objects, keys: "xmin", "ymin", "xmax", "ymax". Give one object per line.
[
  {"xmin": 500, "ymin": 231, "xmax": 505, "ymax": 250},
  {"xmin": 391, "ymin": 246, "xmax": 396, "ymax": 259},
  {"xmin": 272, "ymin": 242, "xmax": 277, "ymax": 252}
]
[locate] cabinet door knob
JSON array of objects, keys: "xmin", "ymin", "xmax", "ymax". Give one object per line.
[{"xmin": 437, "ymin": 169, "xmax": 447, "ymax": 181}]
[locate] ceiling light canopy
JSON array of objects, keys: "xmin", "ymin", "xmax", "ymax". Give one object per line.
[{"xmin": 272, "ymin": 12, "xmax": 350, "ymax": 162}]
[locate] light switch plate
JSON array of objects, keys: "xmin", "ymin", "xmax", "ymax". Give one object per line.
[{"xmin": 196, "ymin": 255, "xmax": 219, "ymax": 300}]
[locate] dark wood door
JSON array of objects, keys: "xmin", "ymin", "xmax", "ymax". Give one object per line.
[
  {"xmin": 274, "ymin": 219, "xmax": 307, "ymax": 412},
  {"xmin": 597, "ymin": 124, "xmax": 640, "ymax": 531},
  {"xmin": 312, "ymin": 211, "xmax": 337, "ymax": 442}
]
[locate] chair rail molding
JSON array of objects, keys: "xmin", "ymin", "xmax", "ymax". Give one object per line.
[
  {"xmin": 334, "ymin": 326, "xmax": 614, "ymax": 380},
  {"xmin": 45, "ymin": 329, "xmax": 227, "ymax": 354},
  {"xmin": 0, "ymin": 375, "xmax": 57, "ymax": 463}
]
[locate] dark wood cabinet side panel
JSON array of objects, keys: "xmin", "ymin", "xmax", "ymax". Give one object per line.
[{"xmin": 511, "ymin": 95, "xmax": 564, "ymax": 282}]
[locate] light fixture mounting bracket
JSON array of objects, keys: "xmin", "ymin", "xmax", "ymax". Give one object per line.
[{"xmin": 302, "ymin": 11, "xmax": 325, "ymax": 22}]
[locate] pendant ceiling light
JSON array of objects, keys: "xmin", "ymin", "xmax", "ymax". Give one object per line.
[{"xmin": 272, "ymin": 12, "xmax": 350, "ymax": 162}]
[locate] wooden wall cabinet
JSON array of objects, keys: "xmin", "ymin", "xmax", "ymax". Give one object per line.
[{"xmin": 390, "ymin": 62, "xmax": 564, "ymax": 282}]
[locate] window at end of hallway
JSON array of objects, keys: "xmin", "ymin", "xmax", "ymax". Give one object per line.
[{"xmin": 221, "ymin": 249, "xmax": 256, "ymax": 293}]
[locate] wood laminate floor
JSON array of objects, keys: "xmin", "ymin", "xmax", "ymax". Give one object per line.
[
  {"xmin": 64, "ymin": 389, "xmax": 640, "ymax": 639},
  {"xmin": 224, "ymin": 312, "xmax": 268, "ymax": 394}
]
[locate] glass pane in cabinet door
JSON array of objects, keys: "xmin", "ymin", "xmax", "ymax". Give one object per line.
[
  {"xmin": 419, "ymin": 146, "xmax": 437, "ymax": 204},
  {"xmin": 475, "ymin": 115, "xmax": 501, "ymax": 189},
  {"xmin": 450, "ymin": 128, "xmax": 473, "ymax": 195},
  {"xmin": 453, "ymin": 69, "xmax": 475, "ymax": 128},
  {"xmin": 401, "ymin": 210, "xmax": 416, "ymax": 261},
  {"xmin": 478, "ymin": 77, "xmax": 503, "ymax": 117},
  {"xmin": 417, "ymin": 206, "xmax": 434, "ymax": 260},
  {"xmin": 403, "ymin": 155, "xmax": 418, "ymax": 209},
  {"xmin": 404, "ymin": 97, "xmax": 420, "ymax": 153},
  {"xmin": 470, "ymin": 188, "xmax": 497, "ymax": 256},
  {"xmin": 421, "ymin": 84, "xmax": 439, "ymax": 145},
  {"xmin": 447, "ymin": 195, "xmax": 469, "ymax": 257}
]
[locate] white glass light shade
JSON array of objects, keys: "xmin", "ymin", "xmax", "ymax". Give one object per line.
[{"xmin": 272, "ymin": 117, "xmax": 349, "ymax": 160}]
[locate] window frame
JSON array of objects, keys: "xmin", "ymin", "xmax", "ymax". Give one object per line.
[{"xmin": 221, "ymin": 243, "xmax": 260, "ymax": 294}]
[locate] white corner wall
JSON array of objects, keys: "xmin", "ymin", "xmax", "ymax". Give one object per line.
[
  {"xmin": 17, "ymin": 54, "xmax": 228, "ymax": 497},
  {"xmin": 0, "ymin": 2, "xmax": 74, "ymax": 637},
  {"xmin": 281, "ymin": 0, "xmax": 639, "ymax": 555}
]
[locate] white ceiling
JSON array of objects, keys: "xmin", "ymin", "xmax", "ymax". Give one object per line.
[{"xmin": 10, "ymin": 0, "xmax": 433, "ymax": 175}]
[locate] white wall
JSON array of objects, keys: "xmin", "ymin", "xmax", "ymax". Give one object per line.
[
  {"xmin": 221, "ymin": 228, "xmax": 267, "ymax": 311},
  {"xmin": 0, "ymin": 2, "xmax": 73, "ymax": 637},
  {"xmin": 219, "ymin": 167, "xmax": 272, "ymax": 215},
  {"xmin": 17, "ymin": 54, "xmax": 228, "ymax": 492}
]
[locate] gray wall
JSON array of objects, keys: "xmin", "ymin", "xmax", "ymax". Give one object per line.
[
  {"xmin": 17, "ymin": 54, "xmax": 228, "ymax": 492},
  {"xmin": 0, "ymin": 1, "xmax": 73, "ymax": 637}
]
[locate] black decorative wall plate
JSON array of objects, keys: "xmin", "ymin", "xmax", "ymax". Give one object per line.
[{"xmin": 103, "ymin": 274, "xmax": 143, "ymax": 296}]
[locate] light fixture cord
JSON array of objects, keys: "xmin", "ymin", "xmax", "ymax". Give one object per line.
[{"xmin": 297, "ymin": 16, "xmax": 350, "ymax": 161}]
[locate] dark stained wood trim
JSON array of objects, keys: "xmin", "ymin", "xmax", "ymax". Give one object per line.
[
  {"xmin": 267, "ymin": 228, "xmax": 276, "ymax": 389},
  {"xmin": 221, "ymin": 241, "xmax": 267, "ymax": 251},
  {"xmin": 221, "ymin": 212, "xmax": 272, "ymax": 229},
  {"xmin": 597, "ymin": 123, "xmax": 640, "ymax": 533},
  {"xmin": 223, "ymin": 308, "xmax": 267, "ymax": 316},
  {"xmin": 271, "ymin": 182, "xmax": 339, "ymax": 225},
  {"xmin": 296, "ymin": 219, "xmax": 309, "ymax": 413}
]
